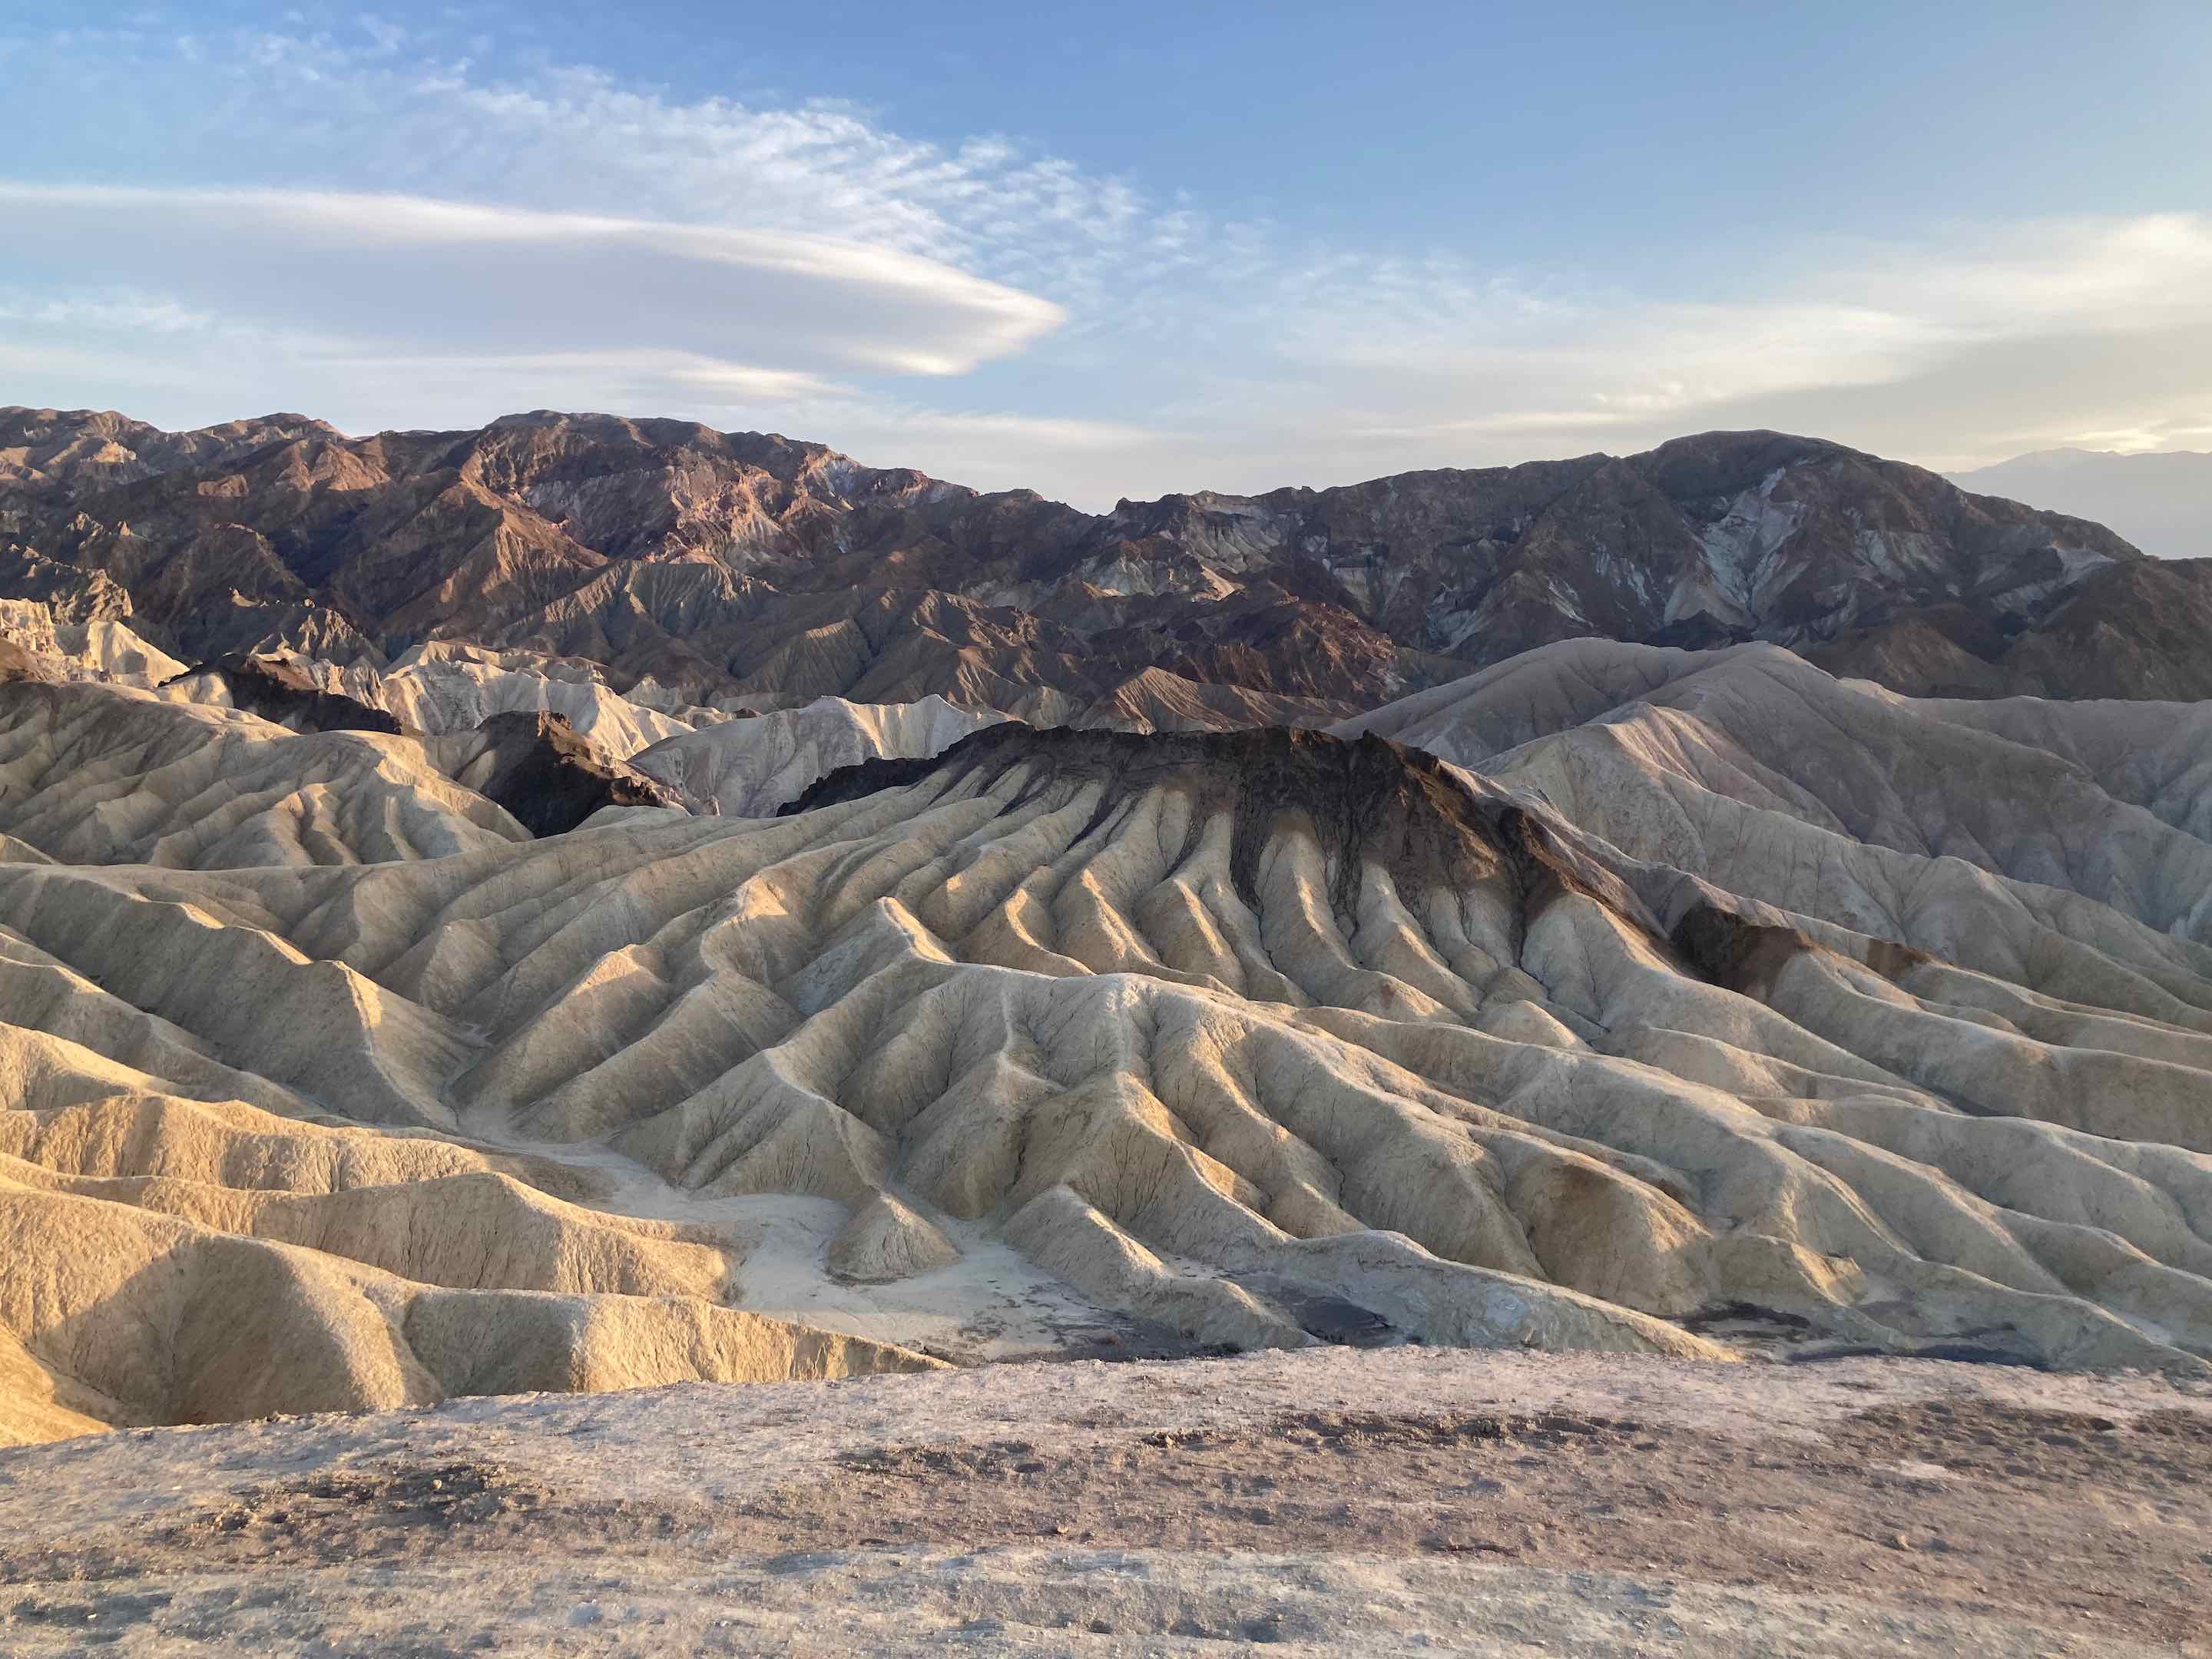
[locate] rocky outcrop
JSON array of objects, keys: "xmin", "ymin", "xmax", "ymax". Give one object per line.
[
  {"xmin": 376, "ymin": 641, "xmax": 731, "ymax": 759},
  {"xmin": 826, "ymin": 1192, "xmax": 963, "ymax": 1283},
  {"xmin": 0, "ymin": 598, "xmax": 184, "ymax": 687},
  {"xmin": 427, "ymin": 710, "xmax": 679, "ymax": 836},
  {"xmin": 161, "ymin": 653, "xmax": 404, "ymax": 733},
  {"xmin": 0, "ymin": 640, "xmax": 56, "ymax": 687},
  {"xmin": 633, "ymin": 695, "xmax": 1000, "ymax": 817}
]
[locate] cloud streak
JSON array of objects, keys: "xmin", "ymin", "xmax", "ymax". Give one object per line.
[
  {"xmin": 2, "ymin": 183, "xmax": 1061, "ymax": 379},
  {"xmin": 2, "ymin": 22, "xmax": 2209, "ymax": 508}
]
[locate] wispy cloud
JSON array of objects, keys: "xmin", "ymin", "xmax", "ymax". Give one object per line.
[
  {"xmin": 2, "ymin": 184, "xmax": 1061, "ymax": 379},
  {"xmin": 7, "ymin": 23, "xmax": 1147, "ymax": 295},
  {"xmin": 293, "ymin": 350, "xmax": 843, "ymax": 406},
  {"xmin": 1144, "ymin": 215, "xmax": 2212, "ymax": 487},
  {"xmin": 0, "ymin": 290, "xmax": 216, "ymax": 335},
  {"xmin": 2, "ymin": 21, "xmax": 2209, "ymax": 508}
]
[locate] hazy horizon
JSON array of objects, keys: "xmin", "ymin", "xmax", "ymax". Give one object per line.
[{"xmin": 1949, "ymin": 445, "xmax": 2212, "ymax": 558}]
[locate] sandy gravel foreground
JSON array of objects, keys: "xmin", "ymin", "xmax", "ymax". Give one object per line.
[{"xmin": 2, "ymin": 1347, "xmax": 2207, "ymax": 1656}]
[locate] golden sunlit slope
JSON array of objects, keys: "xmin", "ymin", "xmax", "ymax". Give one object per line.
[
  {"xmin": 0, "ymin": 663, "xmax": 2207, "ymax": 1444},
  {"xmin": 631, "ymin": 694, "xmax": 1002, "ymax": 816},
  {"xmin": 0, "ymin": 680, "xmax": 530, "ymax": 866}
]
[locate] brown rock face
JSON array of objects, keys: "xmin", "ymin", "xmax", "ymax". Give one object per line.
[
  {"xmin": 0, "ymin": 406, "xmax": 337, "ymax": 491},
  {"xmin": 1806, "ymin": 556, "xmax": 2212, "ymax": 700},
  {"xmin": 1994, "ymin": 557, "xmax": 2212, "ymax": 700},
  {"xmin": 0, "ymin": 641, "xmax": 58, "ymax": 687},
  {"xmin": 436, "ymin": 710, "xmax": 678, "ymax": 836},
  {"xmin": 790, "ymin": 720, "xmax": 1664, "ymax": 938},
  {"xmin": 164, "ymin": 654, "xmax": 404, "ymax": 734},
  {"xmin": 1, "ymin": 406, "xmax": 2179, "ymax": 710}
]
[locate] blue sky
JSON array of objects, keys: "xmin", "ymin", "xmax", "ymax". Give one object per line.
[{"xmin": 3, "ymin": 2, "xmax": 2209, "ymax": 506}]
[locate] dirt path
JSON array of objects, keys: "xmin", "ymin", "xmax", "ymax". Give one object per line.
[{"xmin": 2, "ymin": 1348, "xmax": 2207, "ymax": 1654}]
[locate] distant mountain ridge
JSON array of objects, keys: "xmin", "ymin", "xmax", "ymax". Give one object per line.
[
  {"xmin": 1951, "ymin": 447, "xmax": 2212, "ymax": 561},
  {"xmin": 2, "ymin": 403, "xmax": 2200, "ymax": 709}
]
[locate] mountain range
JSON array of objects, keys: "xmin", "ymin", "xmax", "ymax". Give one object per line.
[
  {"xmin": 8, "ymin": 405, "xmax": 2208, "ymax": 720},
  {"xmin": 1952, "ymin": 446, "xmax": 2212, "ymax": 561},
  {"xmin": 4, "ymin": 401, "xmax": 2212, "ymax": 1456}
]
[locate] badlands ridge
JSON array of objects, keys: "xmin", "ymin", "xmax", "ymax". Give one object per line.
[{"xmin": 1, "ymin": 611, "xmax": 2209, "ymax": 1444}]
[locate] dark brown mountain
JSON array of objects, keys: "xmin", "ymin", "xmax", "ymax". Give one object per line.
[
  {"xmin": 432, "ymin": 710, "xmax": 679, "ymax": 836},
  {"xmin": 163, "ymin": 652, "xmax": 405, "ymax": 734},
  {"xmin": 0, "ymin": 407, "xmax": 338, "ymax": 491},
  {"xmin": 0, "ymin": 405, "xmax": 2183, "ymax": 714},
  {"xmin": 154, "ymin": 654, "xmax": 678, "ymax": 833},
  {"xmin": 1807, "ymin": 555, "xmax": 2212, "ymax": 700}
]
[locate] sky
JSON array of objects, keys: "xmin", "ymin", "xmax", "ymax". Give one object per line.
[{"xmin": 3, "ymin": 1, "xmax": 2210, "ymax": 509}]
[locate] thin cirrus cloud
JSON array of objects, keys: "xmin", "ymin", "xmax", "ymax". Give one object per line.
[
  {"xmin": 4, "ymin": 23, "xmax": 1147, "ymax": 291},
  {"xmin": 2, "ymin": 22, "xmax": 2210, "ymax": 508}
]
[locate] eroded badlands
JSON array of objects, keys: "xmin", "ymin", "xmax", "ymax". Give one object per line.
[{"xmin": 0, "ymin": 634, "xmax": 2206, "ymax": 1449}]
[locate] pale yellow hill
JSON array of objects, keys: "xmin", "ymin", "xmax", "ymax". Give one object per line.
[{"xmin": 2, "ymin": 649, "xmax": 2209, "ymax": 1446}]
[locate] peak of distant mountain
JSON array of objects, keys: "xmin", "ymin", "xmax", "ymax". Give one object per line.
[
  {"xmin": 1951, "ymin": 447, "xmax": 2212, "ymax": 560},
  {"xmin": 0, "ymin": 406, "xmax": 2193, "ymax": 712},
  {"xmin": 0, "ymin": 405, "xmax": 340, "ymax": 490}
]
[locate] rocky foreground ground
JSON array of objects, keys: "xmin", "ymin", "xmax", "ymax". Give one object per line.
[{"xmin": 2, "ymin": 1347, "xmax": 2205, "ymax": 1656}]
